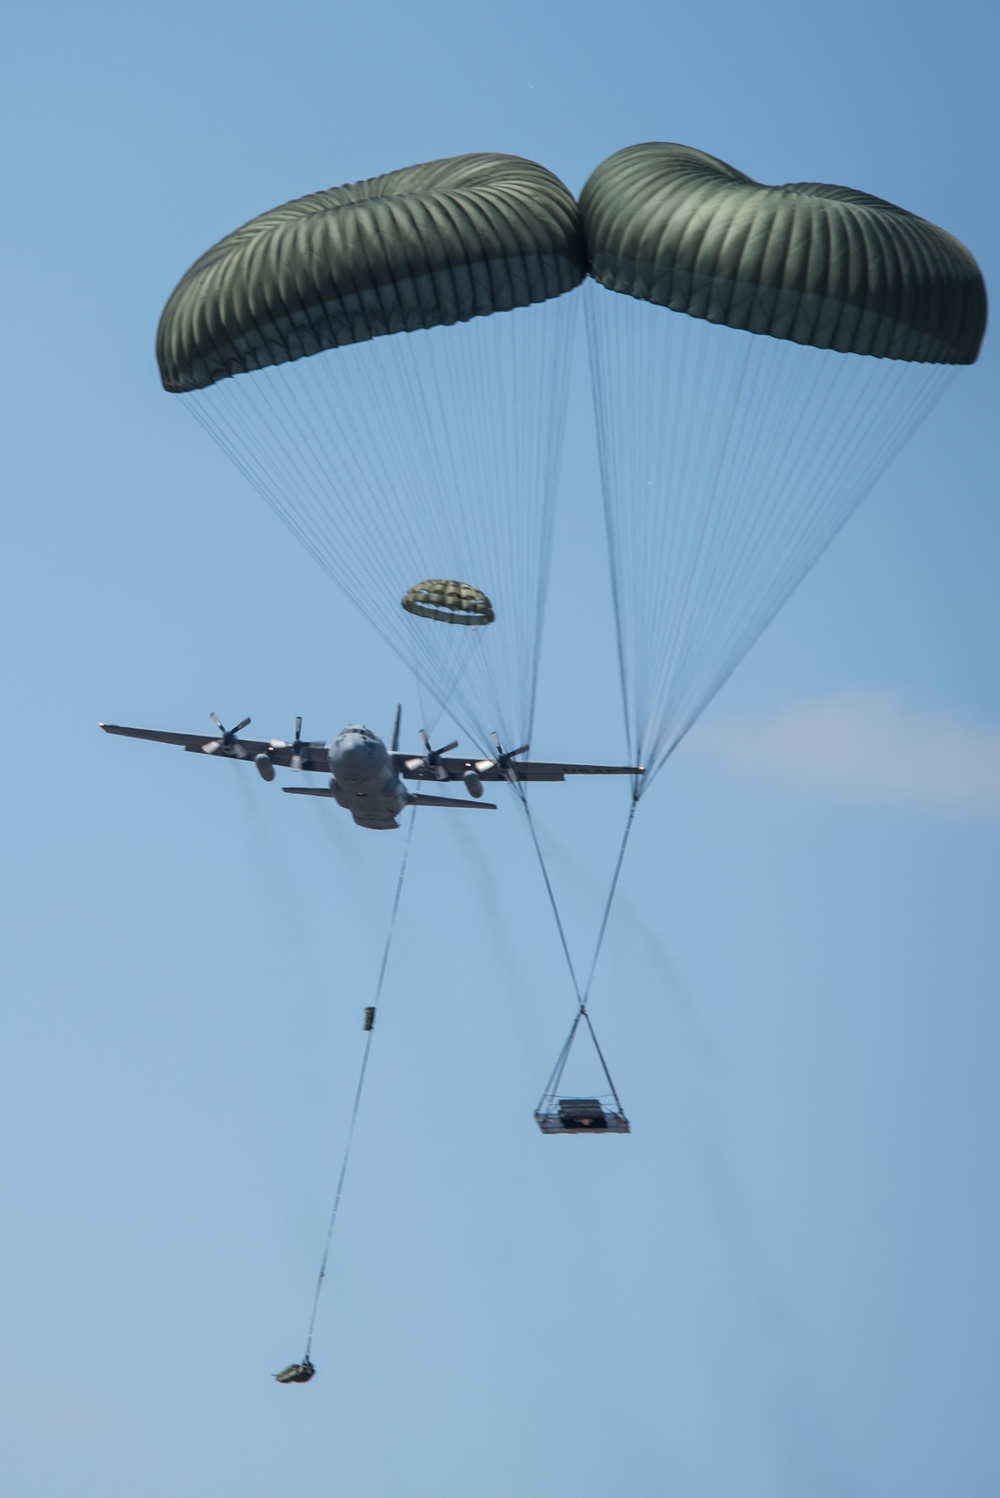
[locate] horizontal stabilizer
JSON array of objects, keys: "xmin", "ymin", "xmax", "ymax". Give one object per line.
[
  {"xmin": 410, "ymin": 793, "xmax": 497, "ymax": 811},
  {"xmin": 282, "ymin": 787, "xmax": 338, "ymax": 798}
]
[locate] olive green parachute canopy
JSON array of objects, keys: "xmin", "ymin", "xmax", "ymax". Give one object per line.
[
  {"xmin": 401, "ymin": 579, "xmax": 495, "ymax": 626},
  {"xmin": 157, "ymin": 154, "xmax": 586, "ymax": 393},
  {"xmin": 580, "ymin": 143, "xmax": 987, "ymax": 364}
]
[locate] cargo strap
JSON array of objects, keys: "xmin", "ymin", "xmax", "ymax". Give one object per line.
[{"xmin": 516, "ymin": 788, "xmax": 637, "ymax": 1114}]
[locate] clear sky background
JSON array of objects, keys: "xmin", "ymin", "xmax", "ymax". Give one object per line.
[{"xmin": 1, "ymin": 3, "xmax": 997, "ymax": 1495}]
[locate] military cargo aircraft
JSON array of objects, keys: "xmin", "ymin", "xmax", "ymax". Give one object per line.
[{"xmin": 100, "ymin": 710, "xmax": 643, "ymax": 830}]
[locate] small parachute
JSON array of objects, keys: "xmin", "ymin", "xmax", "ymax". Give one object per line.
[
  {"xmin": 401, "ymin": 579, "xmax": 494, "ymax": 626},
  {"xmin": 274, "ymin": 1358, "xmax": 315, "ymax": 1385}
]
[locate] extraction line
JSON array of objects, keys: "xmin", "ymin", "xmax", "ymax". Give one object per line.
[{"xmin": 302, "ymin": 806, "xmax": 418, "ymax": 1362}]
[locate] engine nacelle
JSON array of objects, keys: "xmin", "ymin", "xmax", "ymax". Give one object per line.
[
  {"xmin": 463, "ymin": 769, "xmax": 484, "ymax": 799},
  {"xmin": 255, "ymin": 752, "xmax": 275, "ymax": 783}
]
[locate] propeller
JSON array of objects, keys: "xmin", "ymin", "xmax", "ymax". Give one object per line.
[
  {"xmin": 267, "ymin": 716, "xmax": 311, "ymax": 770},
  {"xmin": 289, "ymin": 716, "xmax": 306, "ymax": 771},
  {"xmin": 474, "ymin": 732, "xmax": 530, "ymax": 782},
  {"xmin": 204, "ymin": 713, "xmax": 251, "ymax": 757},
  {"xmin": 412, "ymin": 728, "xmax": 459, "ymax": 781}
]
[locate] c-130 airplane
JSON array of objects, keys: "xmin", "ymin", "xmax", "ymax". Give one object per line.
[{"xmin": 100, "ymin": 708, "xmax": 643, "ymax": 830}]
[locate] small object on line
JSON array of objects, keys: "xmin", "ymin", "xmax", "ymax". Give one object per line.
[
  {"xmin": 535, "ymin": 1098, "xmax": 630, "ymax": 1135},
  {"xmin": 274, "ymin": 1358, "xmax": 315, "ymax": 1384},
  {"xmin": 363, "ymin": 1006, "xmax": 376, "ymax": 1031}
]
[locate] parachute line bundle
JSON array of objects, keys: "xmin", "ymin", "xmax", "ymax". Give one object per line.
[{"xmin": 583, "ymin": 281, "xmax": 954, "ymax": 787}]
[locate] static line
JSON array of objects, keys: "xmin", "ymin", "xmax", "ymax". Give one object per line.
[{"xmin": 302, "ymin": 806, "xmax": 418, "ymax": 1362}]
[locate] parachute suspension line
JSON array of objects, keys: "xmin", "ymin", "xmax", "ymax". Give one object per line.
[
  {"xmin": 534, "ymin": 996, "xmax": 626, "ymax": 1118},
  {"xmin": 585, "ymin": 278, "xmax": 637, "ymax": 773},
  {"xmin": 580, "ymin": 792, "xmax": 638, "ymax": 1006},
  {"xmin": 185, "ymin": 294, "xmax": 578, "ymax": 761},
  {"xmin": 580, "ymin": 1009, "xmax": 626, "ymax": 1113},
  {"xmin": 515, "ymin": 785, "xmax": 582, "ymax": 1004},
  {"xmin": 416, "ymin": 628, "xmax": 485, "ymax": 743},
  {"xmin": 535, "ymin": 1007, "xmax": 583, "ymax": 1109},
  {"xmin": 584, "ymin": 280, "xmax": 956, "ymax": 792},
  {"xmin": 302, "ymin": 806, "xmax": 418, "ymax": 1363},
  {"xmin": 644, "ymin": 341, "xmax": 753, "ymax": 766}
]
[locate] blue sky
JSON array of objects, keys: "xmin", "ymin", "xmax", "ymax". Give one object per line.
[{"xmin": 1, "ymin": 3, "xmax": 997, "ymax": 1495}]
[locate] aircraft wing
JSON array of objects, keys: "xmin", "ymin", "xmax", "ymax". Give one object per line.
[
  {"xmin": 512, "ymin": 760, "xmax": 642, "ymax": 780},
  {"xmin": 99, "ymin": 723, "xmax": 329, "ymax": 772},
  {"xmin": 397, "ymin": 754, "xmax": 643, "ymax": 783}
]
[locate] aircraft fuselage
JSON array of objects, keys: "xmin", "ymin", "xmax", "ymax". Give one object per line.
[{"xmin": 326, "ymin": 726, "xmax": 410, "ymax": 830}]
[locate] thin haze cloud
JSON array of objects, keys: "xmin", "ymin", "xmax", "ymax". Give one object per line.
[
  {"xmin": 694, "ymin": 690, "xmax": 1000, "ymax": 816},
  {"xmin": 0, "ymin": 1375, "xmax": 118, "ymax": 1446}
]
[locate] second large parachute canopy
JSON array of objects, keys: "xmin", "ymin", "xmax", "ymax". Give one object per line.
[
  {"xmin": 580, "ymin": 141, "xmax": 986, "ymax": 363},
  {"xmin": 579, "ymin": 142, "xmax": 985, "ymax": 789}
]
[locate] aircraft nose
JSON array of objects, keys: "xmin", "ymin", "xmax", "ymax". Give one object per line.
[{"xmin": 330, "ymin": 730, "xmax": 384, "ymax": 779}]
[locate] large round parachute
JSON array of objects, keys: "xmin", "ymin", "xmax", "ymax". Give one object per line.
[
  {"xmin": 582, "ymin": 142, "xmax": 984, "ymax": 364},
  {"xmin": 580, "ymin": 143, "xmax": 987, "ymax": 788},
  {"xmin": 160, "ymin": 154, "xmax": 586, "ymax": 750},
  {"xmin": 158, "ymin": 154, "xmax": 584, "ymax": 390}
]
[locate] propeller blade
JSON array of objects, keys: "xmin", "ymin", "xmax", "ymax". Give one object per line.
[
  {"xmin": 436, "ymin": 740, "xmax": 459, "ymax": 756},
  {"xmin": 210, "ymin": 712, "xmax": 223, "ymax": 730},
  {"xmin": 419, "ymin": 728, "xmax": 432, "ymax": 753},
  {"xmin": 203, "ymin": 740, "xmax": 222, "ymax": 755},
  {"xmin": 488, "ymin": 732, "xmax": 529, "ymax": 764},
  {"xmin": 289, "ymin": 716, "xmax": 305, "ymax": 770},
  {"xmin": 233, "ymin": 717, "xmax": 251, "ymax": 734}
]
